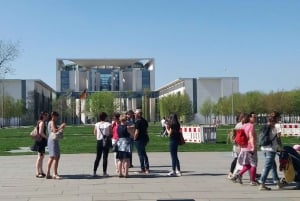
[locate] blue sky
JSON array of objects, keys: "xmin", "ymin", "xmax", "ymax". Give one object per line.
[{"xmin": 1, "ymin": 0, "xmax": 299, "ymax": 93}]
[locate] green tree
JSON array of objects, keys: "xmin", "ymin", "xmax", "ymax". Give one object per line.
[
  {"xmin": 199, "ymin": 98, "xmax": 215, "ymax": 124},
  {"xmin": 88, "ymin": 92, "xmax": 115, "ymax": 119},
  {"xmin": 159, "ymin": 92, "xmax": 192, "ymax": 123},
  {"xmin": 14, "ymin": 99, "xmax": 26, "ymax": 127}
]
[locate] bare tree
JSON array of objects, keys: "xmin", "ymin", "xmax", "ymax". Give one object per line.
[{"xmin": 0, "ymin": 40, "xmax": 20, "ymax": 76}]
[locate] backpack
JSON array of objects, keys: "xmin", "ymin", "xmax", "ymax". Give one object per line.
[
  {"xmin": 258, "ymin": 124, "xmax": 275, "ymax": 146},
  {"xmin": 234, "ymin": 129, "xmax": 248, "ymax": 146}
]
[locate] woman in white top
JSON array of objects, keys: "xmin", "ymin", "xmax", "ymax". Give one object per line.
[{"xmin": 93, "ymin": 112, "xmax": 112, "ymax": 177}]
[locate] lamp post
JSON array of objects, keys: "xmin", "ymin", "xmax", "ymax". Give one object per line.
[{"xmin": 231, "ymin": 78, "xmax": 234, "ymax": 124}]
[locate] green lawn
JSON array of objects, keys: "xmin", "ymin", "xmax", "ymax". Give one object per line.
[{"xmin": 0, "ymin": 123, "xmax": 299, "ymax": 156}]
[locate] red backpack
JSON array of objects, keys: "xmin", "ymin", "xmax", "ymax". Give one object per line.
[{"xmin": 234, "ymin": 129, "xmax": 248, "ymax": 146}]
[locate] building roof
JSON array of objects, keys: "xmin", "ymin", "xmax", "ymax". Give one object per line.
[{"xmin": 57, "ymin": 58, "xmax": 154, "ymax": 69}]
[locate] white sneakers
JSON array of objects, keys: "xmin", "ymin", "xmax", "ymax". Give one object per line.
[
  {"xmin": 167, "ymin": 170, "xmax": 182, "ymax": 176},
  {"xmin": 176, "ymin": 170, "xmax": 182, "ymax": 176}
]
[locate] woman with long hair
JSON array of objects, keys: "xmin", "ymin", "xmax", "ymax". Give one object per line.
[
  {"xmin": 166, "ymin": 113, "xmax": 182, "ymax": 176},
  {"xmin": 32, "ymin": 111, "xmax": 49, "ymax": 178},
  {"xmin": 45, "ymin": 111, "xmax": 66, "ymax": 179}
]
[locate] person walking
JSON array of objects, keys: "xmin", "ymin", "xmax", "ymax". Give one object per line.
[
  {"xmin": 93, "ymin": 112, "xmax": 112, "ymax": 177},
  {"xmin": 231, "ymin": 112, "xmax": 258, "ymax": 186},
  {"xmin": 228, "ymin": 113, "xmax": 245, "ymax": 179},
  {"xmin": 165, "ymin": 113, "xmax": 182, "ymax": 176},
  {"xmin": 133, "ymin": 109, "xmax": 150, "ymax": 174},
  {"xmin": 32, "ymin": 111, "xmax": 49, "ymax": 178},
  {"xmin": 258, "ymin": 113, "xmax": 283, "ymax": 190},
  {"xmin": 45, "ymin": 111, "xmax": 66, "ymax": 179}
]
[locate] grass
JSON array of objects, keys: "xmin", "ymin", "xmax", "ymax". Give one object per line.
[{"xmin": 0, "ymin": 123, "xmax": 299, "ymax": 156}]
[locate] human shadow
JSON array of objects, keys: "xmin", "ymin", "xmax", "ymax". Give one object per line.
[{"xmin": 60, "ymin": 174, "xmax": 96, "ymax": 179}]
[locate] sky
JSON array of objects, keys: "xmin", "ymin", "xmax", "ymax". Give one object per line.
[{"xmin": 0, "ymin": 0, "xmax": 299, "ymax": 93}]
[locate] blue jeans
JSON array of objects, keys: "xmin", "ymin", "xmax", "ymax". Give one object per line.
[
  {"xmin": 134, "ymin": 140, "xmax": 149, "ymax": 171},
  {"xmin": 259, "ymin": 151, "xmax": 279, "ymax": 184},
  {"xmin": 170, "ymin": 140, "xmax": 180, "ymax": 172}
]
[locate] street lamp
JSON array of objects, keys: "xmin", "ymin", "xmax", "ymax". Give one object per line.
[{"xmin": 231, "ymin": 78, "xmax": 234, "ymax": 124}]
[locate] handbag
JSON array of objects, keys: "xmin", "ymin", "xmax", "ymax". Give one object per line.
[
  {"xmin": 30, "ymin": 126, "xmax": 42, "ymax": 142},
  {"xmin": 178, "ymin": 131, "xmax": 185, "ymax": 145},
  {"xmin": 50, "ymin": 130, "xmax": 64, "ymax": 140}
]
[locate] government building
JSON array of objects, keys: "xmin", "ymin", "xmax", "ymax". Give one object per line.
[{"xmin": 0, "ymin": 58, "xmax": 239, "ymax": 126}]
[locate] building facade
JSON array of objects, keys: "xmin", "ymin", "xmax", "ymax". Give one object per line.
[
  {"xmin": 56, "ymin": 58, "xmax": 156, "ymax": 123},
  {"xmin": 56, "ymin": 58, "xmax": 155, "ymax": 93},
  {"xmin": 157, "ymin": 77, "xmax": 239, "ymax": 124},
  {"xmin": 0, "ymin": 79, "xmax": 55, "ymax": 126}
]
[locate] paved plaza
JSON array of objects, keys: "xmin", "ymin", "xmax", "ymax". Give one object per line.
[{"xmin": 0, "ymin": 152, "xmax": 299, "ymax": 201}]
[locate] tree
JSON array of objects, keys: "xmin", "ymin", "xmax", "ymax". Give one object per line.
[
  {"xmin": 199, "ymin": 98, "xmax": 215, "ymax": 124},
  {"xmin": 0, "ymin": 40, "xmax": 20, "ymax": 76},
  {"xmin": 14, "ymin": 99, "xmax": 26, "ymax": 127},
  {"xmin": 88, "ymin": 92, "xmax": 115, "ymax": 119},
  {"xmin": 159, "ymin": 92, "xmax": 192, "ymax": 123}
]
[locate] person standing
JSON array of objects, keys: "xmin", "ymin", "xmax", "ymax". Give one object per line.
[
  {"xmin": 33, "ymin": 111, "xmax": 49, "ymax": 178},
  {"xmin": 93, "ymin": 112, "xmax": 112, "ymax": 177},
  {"xmin": 111, "ymin": 112, "xmax": 120, "ymax": 173},
  {"xmin": 126, "ymin": 110, "xmax": 135, "ymax": 168},
  {"xmin": 232, "ymin": 112, "xmax": 258, "ymax": 185},
  {"xmin": 258, "ymin": 113, "xmax": 283, "ymax": 190},
  {"xmin": 165, "ymin": 113, "xmax": 182, "ymax": 176},
  {"xmin": 160, "ymin": 117, "xmax": 166, "ymax": 137},
  {"xmin": 45, "ymin": 111, "xmax": 66, "ymax": 179},
  {"xmin": 134, "ymin": 109, "xmax": 150, "ymax": 174},
  {"xmin": 116, "ymin": 114, "xmax": 134, "ymax": 177}
]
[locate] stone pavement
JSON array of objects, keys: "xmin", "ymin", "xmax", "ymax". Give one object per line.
[{"xmin": 0, "ymin": 152, "xmax": 299, "ymax": 201}]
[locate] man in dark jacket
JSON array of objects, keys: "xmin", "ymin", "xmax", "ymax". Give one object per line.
[{"xmin": 134, "ymin": 109, "xmax": 150, "ymax": 174}]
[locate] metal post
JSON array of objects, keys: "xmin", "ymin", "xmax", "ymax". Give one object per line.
[{"xmin": 231, "ymin": 78, "xmax": 234, "ymax": 124}]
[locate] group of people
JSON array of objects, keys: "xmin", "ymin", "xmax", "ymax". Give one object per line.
[
  {"xmin": 92, "ymin": 109, "xmax": 150, "ymax": 178},
  {"xmin": 31, "ymin": 111, "xmax": 66, "ymax": 179},
  {"xmin": 227, "ymin": 111, "xmax": 300, "ymax": 190},
  {"xmin": 31, "ymin": 109, "xmax": 182, "ymax": 179},
  {"xmin": 92, "ymin": 109, "xmax": 182, "ymax": 177}
]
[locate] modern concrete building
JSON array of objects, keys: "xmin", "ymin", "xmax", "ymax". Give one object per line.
[
  {"xmin": 56, "ymin": 58, "xmax": 156, "ymax": 122},
  {"xmin": 157, "ymin": 77, "xmax": 239, "ymax": 124},
  {"xmin": 56, "ymin": 58, "xmax": 155, "ymax": 93},
  {"xmin": 0, "ymin": 79, "xmax": 55, "ymax": 126},
  {"xmin": 1, "ymin": 58, "xmax": 239, "ymax": 126}
]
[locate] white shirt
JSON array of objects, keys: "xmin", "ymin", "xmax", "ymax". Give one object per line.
[{"xmin": 95, "ymin": 121, "xmax": 111, "ymax": 140}]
